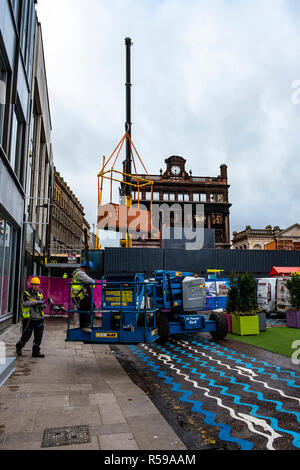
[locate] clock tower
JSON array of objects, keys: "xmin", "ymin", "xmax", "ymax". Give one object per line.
[{"xmin": 164, "ymin": 156, "xmax": 188, "ymax": 179}]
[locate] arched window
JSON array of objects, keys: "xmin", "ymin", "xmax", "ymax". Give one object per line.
[{"xmin": 253, "ymin": 243, "xmax": 262, "ymax": 250}]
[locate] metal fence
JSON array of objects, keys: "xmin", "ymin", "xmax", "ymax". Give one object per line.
[{"xmin": 85, "ymin": 248, "xmax": 300, "ymax": 278}]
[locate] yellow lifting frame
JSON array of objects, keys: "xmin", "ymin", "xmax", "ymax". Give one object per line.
[{"xmin": 95, "ymin": 132, "xmax": 155, "ymax": 249}]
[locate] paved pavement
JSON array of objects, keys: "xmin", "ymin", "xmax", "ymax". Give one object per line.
[{"xmin": 0, "ymin": 318, "xmax": 186, "ymax": 451}]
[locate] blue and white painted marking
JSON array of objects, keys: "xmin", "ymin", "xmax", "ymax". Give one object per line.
[{"xmin": 129, "ymin": 337, "xmax": 300, "ymax": 450}]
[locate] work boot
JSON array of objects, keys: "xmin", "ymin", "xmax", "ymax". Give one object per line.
[
  {"xmin": 32, "ymin": 353, "xmax": 45, "ymax": 358},
  {"xmin": 81, "ymin": 328, "xmax": 91, "ymax": 334},
  {"xmin": 16, "ymin": 345, "xmax": 22, "ymax": 357}
]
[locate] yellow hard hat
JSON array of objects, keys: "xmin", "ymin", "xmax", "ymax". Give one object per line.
[{"xmin": 30, "ymin": 277, "xmax": 40, "ymax": 285}]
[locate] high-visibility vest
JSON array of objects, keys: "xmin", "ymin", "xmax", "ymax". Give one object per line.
[
  {"xmin": 22, "ymin": 291, "xmax": 44, "ymax": 319},
  {"xmin": 71, "ymin": 271, "xmax": 86, "ymax": 301}
]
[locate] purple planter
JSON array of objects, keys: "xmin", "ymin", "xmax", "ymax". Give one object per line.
[
  {"xmin": 286, "ymin": 310, "xmax": 300, "ymax": 328},
  {"xmin": 225, "ymin": 313, "xmax": 232, "ymax": 333}
]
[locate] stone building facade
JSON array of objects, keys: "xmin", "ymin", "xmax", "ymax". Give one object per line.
[
  {"xmin": 232, "ymin": 226, "xmax": 282, "ymax": 250},
  {"xmin": 129, "ymin": 156, "xmax": 231, "ymax": 249},
  {"xmin": 264, "ymin": 224, "xmax": 300, "ymax": 251},
  {"xmin": 49, "ymin": 167, "xmax": 88, "ymax": 258}
]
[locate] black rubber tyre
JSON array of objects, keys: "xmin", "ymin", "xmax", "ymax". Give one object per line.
[
  {"xmin": 157, "ymin": 313, "xmax": 170, "ymax": 345},
  {"xmin": 209, "ymin": 312, "xmax": 228, "ymax": 340}
]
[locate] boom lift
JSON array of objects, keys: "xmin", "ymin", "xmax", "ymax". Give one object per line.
[{"xmin": 65, "ymin": 270, "xmax": 227, "ymax": 345}]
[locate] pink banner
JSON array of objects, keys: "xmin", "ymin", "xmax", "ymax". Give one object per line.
[{"xmin": 27, "ymin": 276, "xmax": 104, "ymax": 316}]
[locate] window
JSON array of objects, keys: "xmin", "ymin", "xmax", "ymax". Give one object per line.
[
  {"xmin": 11, "ymin": 0, "xmax": 20, "ymax": 22},
  {"xmin": 200, "ymin": 194, "xmax": 206, "ymax": 202},
  {"xmin": 0, "ymin": 53, "xmax": 7, "ymax": 146},
  {"xmin": 27, "ymin": 109, "xmax": 38, "ymax": 220},
  {"xmin": 0, "ymin": 217, "xmax": 18, "ymax": 316},
  {"xmin": 10, "ymin": 106, "xmax": 24, "ymax": 180},
  {"xmin": 0, "ymin": 218, "xmax": 5, "ymax": 313},
  {"xmin": 215, "ymin": 231, "xmax": 223, "ymax": 244},
  {"xmin": 215, "ymin": 193, "xmax": 224, "ymax": 203},
  {"xmin": 212, "ymin": 213, "xmax": 223, "ymax": 225},
  {"xmin": 193, "ymin": 193, "xmax": 200, "ymax": 202},
  {"xmin": 20, "ymin": 0, "xmax": 29, "ymax": 59}
]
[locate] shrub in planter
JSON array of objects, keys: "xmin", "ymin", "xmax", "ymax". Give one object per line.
[
  {"xmin": 286, "ymin": 275, "xmax": 300, "ymax": 328},
  {"xmin": 227, "ymin": 272, "xmax": 259, "ymax": 336}
]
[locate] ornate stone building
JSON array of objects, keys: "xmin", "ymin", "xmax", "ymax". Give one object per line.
[
  {"xmin": 232, "ymin": 226, "xmax": 282, "ymax": 250},
  {"xmin": 264, "ymin": 224, "xmax": 300, "ymax": 251},
  {"xmin": 130, "ymin": 156, "xmax": 231, "ymax": 249}
]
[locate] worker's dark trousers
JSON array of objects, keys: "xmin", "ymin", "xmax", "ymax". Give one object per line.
[
  {"xmin": 78, "ymin": 297, "xmax": 92, "ymax": 329},
  {"xmin": 16, "ymin": 319, "xmax": 44, "ymax": 355}
]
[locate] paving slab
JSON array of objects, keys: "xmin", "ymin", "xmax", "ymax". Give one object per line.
[
  {"xmin": 89, "ymin": 392, "xmax": 118, "ymax": 405},
  {"xmin": 127, "ymin": 414, "xmax": 187, "ymax": 451},
  {"xmin": 118, "ymin": 394, "xmax": 161, "ymax": 418},
  {"xmin": 98, "ymin": 402, "xmax": 127, "ymax": 425},
  {"xmin": 99, "ymin": 432, "xmax": 139, "ymax": 451}
]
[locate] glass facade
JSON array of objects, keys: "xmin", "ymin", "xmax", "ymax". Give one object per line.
[{"xmin": 0, "ymin": 215, "xmax": 18, "ymax": 317}]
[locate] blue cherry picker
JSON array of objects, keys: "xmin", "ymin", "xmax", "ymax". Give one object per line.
[{"xmin": 65, "ymin": 270, "xmax": 228, "ymax": 345}]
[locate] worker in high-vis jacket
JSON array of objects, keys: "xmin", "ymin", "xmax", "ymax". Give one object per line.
[
  {"xmin": 71, "ymin": 261, "xmax": 95, "ymax": 334},
  {"xmin": 16, "ymin": 277, "xmax": 46, "ymax": 358}
]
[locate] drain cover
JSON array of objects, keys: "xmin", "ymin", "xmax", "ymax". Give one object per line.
[{"xmin": 41, "ymin": 425, "xmax": 89, "ymax": 448}]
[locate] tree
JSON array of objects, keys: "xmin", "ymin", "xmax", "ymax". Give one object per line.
[
  {"xmin": 286, "ymin": 275, "xmax": 300, "ymax": 310},
  {"xmin": 226, "ymin": 272, "xmax": 257, "ymax": 315}
]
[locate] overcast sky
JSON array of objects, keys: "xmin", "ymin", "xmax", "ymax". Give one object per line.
[{"xmin": 36, "ymin": 0, "xmax": 300, "ymax": 244}]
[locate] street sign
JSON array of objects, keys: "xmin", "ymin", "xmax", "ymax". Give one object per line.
[{"xmin": 68, "ymin": 254, "xmax": 77, "ymax": 264}]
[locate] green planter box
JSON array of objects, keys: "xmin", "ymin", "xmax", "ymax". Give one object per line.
[{"xmin": 231, "ymin": 315, "xmax": 259, "ymax": 336}]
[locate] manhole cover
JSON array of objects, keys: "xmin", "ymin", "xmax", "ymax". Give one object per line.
[{"xmin": 41, "ymin": 425, "xmax": 89, "ymax": 448}]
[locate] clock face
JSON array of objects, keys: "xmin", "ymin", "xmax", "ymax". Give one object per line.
[{"xmin": 171, "ymin": 165, "xmax": 181, "ymax": 176}]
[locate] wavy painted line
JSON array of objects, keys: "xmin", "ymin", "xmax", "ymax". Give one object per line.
[
  {"xmin": 175, "ymin": 340, "xmax": 300, "ymax": 406},
  {"xmin": 154, "ymin": 344, "xmax": 300, "ymax": 448},
  {"xmin": 129, "ymin": 345, "xmax": 252, "ymax": 450},
  {"xmin": 200, "ymin": 338, "xmax": 300, "ymax": 379},
  {"xmin": 165, "ymin": 342, "xmax": 300, "ymax": 424},
  {"xmin": 142, "ymin": 345, "xmax": 280, "ymax": 450},
  {"xmin": 191, "ymin": 340, "xmax": 300, "ymax": 388}
]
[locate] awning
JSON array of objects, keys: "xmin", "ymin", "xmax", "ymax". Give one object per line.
[{"xmin": 269, "ymin": 266, "xmax": 300, "ymax": 277}]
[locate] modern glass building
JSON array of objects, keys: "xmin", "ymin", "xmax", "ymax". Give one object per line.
[{"xmin": 0, "ymin": 0, "xmax": 37, "ymax": 331}]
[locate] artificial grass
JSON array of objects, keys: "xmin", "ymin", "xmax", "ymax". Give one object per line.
[{"xmin": 227, "ymin": 327, "xmax": 300, "ymax": 358}]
